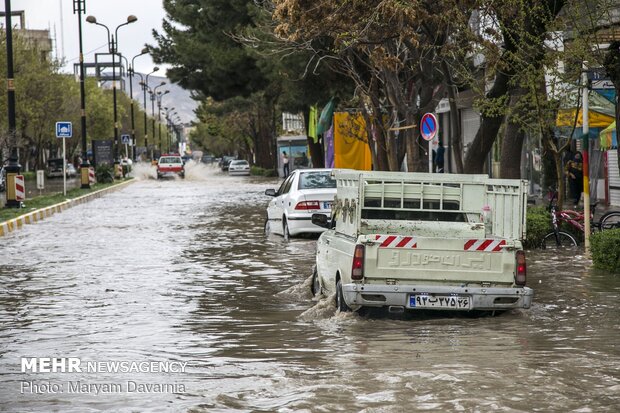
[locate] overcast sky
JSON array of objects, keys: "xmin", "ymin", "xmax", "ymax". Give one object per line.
[{"xmin": 2, "ymin": 0, "xmax": 170, "ymax": 75}]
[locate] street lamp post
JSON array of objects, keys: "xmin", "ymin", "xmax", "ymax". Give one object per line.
[
  {"xmin": 86, "ymin": 14, "xmax": 137, "ymax": 178},
  {"xmin": 171, "ymin": 117, "xmax": 182, "ymax": 154},
  {"xmin": 164, "ymin": 106, "xmax": 175, "ymax": 153},
  {"xmin": 157, "ymin": 90, "xmax": 169, "ymax": 151},
  {"xmin": 4, "ymin": 0, "xmax": 21, "ymax": 208},
  {"xmin": 139, "ymin": 67, "xmax": 158, "ymax": 160},
  {"xmin": 73, "ymin": 0, "xmax": 91, "ymax": 189},
  {"xmin": 151, "ymin": 82, "xmax": 165, "ymax": 153},
  {"xmin": 126, "ymin": 48, "xmax": 148, "ymax": 162}
]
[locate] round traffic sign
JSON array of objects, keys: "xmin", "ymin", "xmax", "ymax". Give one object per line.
[{"xmin": 420, "ymin": 113, "xmax": 438, "ymax": 141}]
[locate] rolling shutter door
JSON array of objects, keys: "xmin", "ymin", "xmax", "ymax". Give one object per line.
[
  {"xmin": 609, "ymin": 150, "xmax": 620, "ymax": 207},
  {"xmin": 461, "ymin": 108, "xmax": 480, "ymax": 156}
]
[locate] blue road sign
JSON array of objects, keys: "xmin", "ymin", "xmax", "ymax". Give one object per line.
[
  {"xmin": 121, "ymin": 134, "xmax": 131, "ymax": 144},
  {"xmin": 420, "ymin": 113, "xmax": 438, "ymax": 141},
  {"xmin": 56, "ymin": 122, "xmax": 72, "ymax": 138}
]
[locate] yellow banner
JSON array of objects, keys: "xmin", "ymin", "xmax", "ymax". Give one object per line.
[
  {"xmin": 556, "ymin": 109, "xmax": 614, "ymax": 128},
  {"xmin": 333, "ymin": 112, "xmax": 372, "ymax": 170}
]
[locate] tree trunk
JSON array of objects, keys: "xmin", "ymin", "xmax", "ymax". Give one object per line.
[
  {"xmin": 500, "ymin": 122, "xmax": 525, "ymax": 179},
  {"xmin": 362, "ymin": 87, "xmax": 391, "ymax": 171},
  {"xmin": 463, "ymin": 70, "xmax": 510, "ymax": 174},
  {"xmin": 361, "ymin": 109, "xmax": 386, "ymax": 171},
  {"xmin": 554, "ymin": 151, "xmax": 565, "ymax": 208},
  {"xmin": 255, "ymin": 100, "xmax": 274, "ymax": 169},
  {"xmin": 441, "ymin": 59, "xmax": 463, "ymax": 173},
  {"xmin": 406, "ymin": 112, "xmax": 423, "ymax": 172},
  {"xmin": 307, "ymin": 137, "xmax": 324, "ymax": 168},
  {"xmin": 500, "ymin": 87, "xmax": 527, "ymax": 179}
]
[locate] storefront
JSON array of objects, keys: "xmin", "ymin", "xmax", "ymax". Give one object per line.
[
  {"xmin": 600, "ymin": 121, "xmax": 620, "ymax": 207},
  {"xmin": 276, "ymin": 135, "xmax": 309, "ymax": 177}
]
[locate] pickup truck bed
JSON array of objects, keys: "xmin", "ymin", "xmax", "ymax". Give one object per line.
[{"xmin": 313, "ymin": 170, "xmax": 533, "ymax": 313}]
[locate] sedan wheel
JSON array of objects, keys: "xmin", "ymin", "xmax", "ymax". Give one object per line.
[{"xmin": 283, "ymin": 218, "xmax": 291, "ymax": 240}]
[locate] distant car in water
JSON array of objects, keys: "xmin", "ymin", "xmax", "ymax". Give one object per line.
[
  {"xmin": 219, "ymin": 156, "xmax": 236, "ymax": 171},
  {"xmin": 228, "ymin": 159, "xmax": 250, "ymax": 176},
  {"xmin": 264, "ymin": 169, "xmax": 337, "ymax": 238},
  {"xmin": 46, "ymin": 158, "xmax": 64, "ymax": 178},
  {"xmin": 66, "ymin": 163, "xmax": 77, "ymax": 178},
  {"xmin": 46, "ymin": 158, "xmax": 75, "ymax": 178},
  {"xmin": 157, "ymin": 154, "xmax": 185, "ymax": 179}
]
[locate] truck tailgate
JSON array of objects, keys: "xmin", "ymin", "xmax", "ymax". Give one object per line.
[{"xmin": 364, "ymin": 234, "xmax": 515, "ymax": 285}]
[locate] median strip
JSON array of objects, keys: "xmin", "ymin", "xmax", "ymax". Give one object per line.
[{"xmin": 0, "ymin": 180, "xmax": 133, "ymax": 237}]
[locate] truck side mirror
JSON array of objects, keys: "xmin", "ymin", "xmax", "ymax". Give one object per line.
[
  {"xmin": 265, "ymin": 188, "xmax": 277, "ymax": 197},
  {"xmin": 312, "ymin": 213, "xmax": 331, "ymax": 228}
]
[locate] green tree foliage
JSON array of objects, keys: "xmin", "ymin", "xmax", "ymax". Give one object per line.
[
  {"xmin": 150, "ymin": 0, "xmax": 354, "ymax": 168},
  {"xmin": 152, "ymin": 0, "xmax": 609, "ymax": 178},
  {"xmin": 190, "ymin": 97, "xmax": 254, "ymax": 160},
  {"xmin": 0, "ymin": 32, "xmax": 70, "ymax": 168},
  {"xmin": 151, "ymin": 0, "xmax": 268, "ymax": 101},
  {"xmin": 150, "ymin": 0, "xmax": 277, "ymax": 167},
  {"xmin": 0, "ymin": 31, "xmax": 142, "ymax": 169},
  {"xmin": 273, "ymin": 0, "xmax": 473, "ymax": 171}
]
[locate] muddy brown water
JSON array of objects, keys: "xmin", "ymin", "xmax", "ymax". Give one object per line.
[{"xmin": 0, "ymin": 164, "xmax": 619, "ymax": 412}]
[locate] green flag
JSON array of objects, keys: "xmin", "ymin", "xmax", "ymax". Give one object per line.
[
  {"xmin": 317, "ymin": 98, "xmax": 335, "ymax": 136},
  {"xmin": 308, "ymin": 106, "xmax": 318, "ymax": 143}
]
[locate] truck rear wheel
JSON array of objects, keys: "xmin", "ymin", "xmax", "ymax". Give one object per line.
[
  {"xmin": 311, "ymin": 266, "xmax": 321, "ymax": 296},
  {"xmin": 336, "ymin": 279, "xmax": 351, "ymax": 312}
]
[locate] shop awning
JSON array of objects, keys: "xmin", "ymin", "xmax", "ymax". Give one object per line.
[
  {"xmin": 556, "ymin": 90, "xmax": 616, "ymax": 128},
  {"xmin": 600, "ymin": 121, "xmax": 618, "ymax": 150}
]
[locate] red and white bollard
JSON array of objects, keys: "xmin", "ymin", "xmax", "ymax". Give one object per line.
[{"xmin": 14, "ymin": 174, "xmax": 25, "ymax": 202}]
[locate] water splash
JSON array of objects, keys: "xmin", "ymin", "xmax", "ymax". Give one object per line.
[
  {"xmin": 298, "ymin": 292, "xmax": 338, "ymax": 320},
  {"xmin": 129, "ymin": 162, "xmax": 157, "ymax": 180},
  {"xmin": 184, "ymin": 160, "xmax": 219, "ymax": 181}
]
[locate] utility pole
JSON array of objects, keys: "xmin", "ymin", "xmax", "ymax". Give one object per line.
[
  {"xmin": 74, "ymin": 0, "xmax": 90, "ymax": 188},
  {"xmin": 4, "ymin": 0, "xmax": 22, "ymax": 209},
  {"xmin": 582, "ymin": 62, "xmax": 591, "ymax": 254}
]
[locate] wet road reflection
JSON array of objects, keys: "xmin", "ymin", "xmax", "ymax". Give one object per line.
[{"xmin": 0, "ymin": 164, "xmax": 619, "ymax": 412}]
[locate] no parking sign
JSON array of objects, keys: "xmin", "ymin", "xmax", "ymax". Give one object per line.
[
  {"xmin": 420, "ymin": 113, "xmax": 438, "ymax": 141},
  {"xmin": 421, "ymin": 113, "xmax": 438, "ymax": 173}
]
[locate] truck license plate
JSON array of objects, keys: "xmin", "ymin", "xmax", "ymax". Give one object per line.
[{"xmin": 409, "ymin": 294, "xmax": 471, "ymax": 310}]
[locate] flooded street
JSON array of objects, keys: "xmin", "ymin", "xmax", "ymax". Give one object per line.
[{"xmin": 1, "ymin": 164, "xmax": 619, "ymax": 412}]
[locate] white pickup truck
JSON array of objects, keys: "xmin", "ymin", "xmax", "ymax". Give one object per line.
[{"xmin": 311, "ymin": 170, "xmax": 533, "ymax": 314}]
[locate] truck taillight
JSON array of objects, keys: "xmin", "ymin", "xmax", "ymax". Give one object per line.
[
  {"xmin": 515, "ymin": 250, "xmax": 526, "ymax": 286},
  {"xmin": 295, "ymin": 201, "xmax": 320, "ymax": 210},
  {"xmin": 351, "ymin": 244, "xmax": 365, "ymax": 280}
]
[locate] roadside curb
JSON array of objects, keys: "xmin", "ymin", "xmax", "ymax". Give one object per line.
[{"xmin": 0, "ymin": 180, "xmax": 134, "ymax": 237}]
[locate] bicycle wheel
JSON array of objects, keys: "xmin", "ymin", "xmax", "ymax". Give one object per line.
[
  {"xmin": 599, "ymin": 211, "xmax": 620, "ymax": 231},
  {"xmin": 541, "ymin": 231, "xmax": 578, "ymax": 249}
]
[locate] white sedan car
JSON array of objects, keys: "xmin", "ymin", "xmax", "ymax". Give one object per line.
[
  {"xmin": 265, "ymin": 169, "xmax": 336, "ymax": 238},
  {"xmin": 228, "ymin": 159, "xmax": 251, "ymax": 176}
]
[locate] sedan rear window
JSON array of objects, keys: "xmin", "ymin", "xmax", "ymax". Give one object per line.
[{"xmin": 298, "ymin": 172, "xmax": 336, "ymax": 190}]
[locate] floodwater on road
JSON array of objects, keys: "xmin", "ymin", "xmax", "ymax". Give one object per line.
[{"xmin": 0, "ymin": 164, "xmax": 619, "ymax": 412}]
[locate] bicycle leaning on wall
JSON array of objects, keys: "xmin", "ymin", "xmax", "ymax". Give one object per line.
[{"xmin": 541, "ymin": 189, "xmax": 620, "ymax": 249}]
